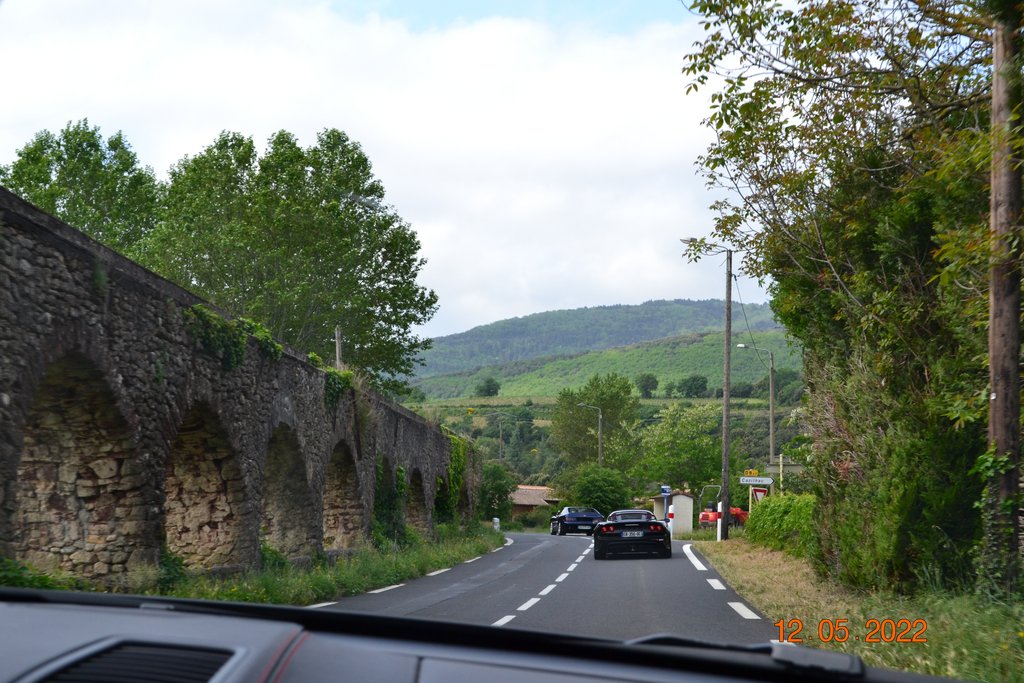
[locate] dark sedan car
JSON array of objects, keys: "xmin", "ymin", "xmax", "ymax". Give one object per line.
[
  {"xmin": 593, "ymin": 509, "xmax": 672, "ymax": 559},
  {"xmin": 549, "ymin": 506, "xmax": 605, "ymax": 535}
]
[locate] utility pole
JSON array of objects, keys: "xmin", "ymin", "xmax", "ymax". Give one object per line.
[
  {"xmin": 985, "ymin": 5, "xmax": 1021, "ymax": 594},
  {"xmin": 720, "ymin": 249, "xmax": 732, "ymax": 540},
  {"xmin": 335, "ymin": 325, "xmax": 343, "ymax": 370}
]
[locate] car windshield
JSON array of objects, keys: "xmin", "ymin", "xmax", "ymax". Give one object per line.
[{"xmin": 1, "ymin": 3, "xmax": 1018, "ymax": 682}]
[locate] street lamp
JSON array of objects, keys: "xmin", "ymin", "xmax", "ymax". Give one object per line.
[
  {"xmin": 682, "ymin": 238, "xmax": 733, "ymax": 540},
  {"xmin": 576, "ymin": 403, "xmax": 603, "ymax": 467},
  {"xmin": 737, "ymin": 343, "xmax": 777, "ymax": 489}
]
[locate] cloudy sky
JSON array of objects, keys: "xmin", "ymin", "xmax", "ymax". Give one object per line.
[{"xmin": 0, "ymin": 0, "xmax": 769, "ymax": 338}]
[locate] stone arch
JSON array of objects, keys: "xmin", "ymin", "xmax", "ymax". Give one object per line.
[
  {"xmin": 164, "ymin": 402, "xmax": 250, "ymax": 570},
  {"xmin": 323, "ymin": 439, "xmax": 363, "ymax": 550},
  {"xmin": 261, "ymin": 425, "xmax": 318, "ymax": 560},
  {"xmin": 15, "ymin": 353, "xmax": 154, "ymax": 579},
  {"xmin": 405, "ymin": 469, "xmax": 430, "ymax": 535}
]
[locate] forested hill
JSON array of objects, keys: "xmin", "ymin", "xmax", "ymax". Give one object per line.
[{"xmin": 415, "ymin": 299, "xmax": 777, "ymax": 379}]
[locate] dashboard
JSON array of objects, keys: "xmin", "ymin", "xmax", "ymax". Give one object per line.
[{"xmin": 0, "ymin": 589, "xmax": 956, "ymax": 683}]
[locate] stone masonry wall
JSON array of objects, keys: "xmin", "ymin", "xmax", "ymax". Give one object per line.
[{"xmin": 0, "ymin": 187, "xmax": 472, "ymax": 582}]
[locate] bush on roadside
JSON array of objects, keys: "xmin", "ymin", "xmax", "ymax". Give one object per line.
[{"xmin": 745, "ymin": 493, "xmax": 816, "ymax": 559}]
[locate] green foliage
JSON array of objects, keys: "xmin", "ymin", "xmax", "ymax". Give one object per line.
[
  {"xmin": 0, "ymin": 558, "xmax": 66, "ymax": 589},
  {"xmin": 564, "ymin": 464, "xmax": 631, "ymax": 515},
  {"xmin": 138, "ymin": 128, "xmax": 437, "ymax": 393},
  {"xmin": 550, "ymin": 373, "xmax": 639, "ymax": 465},
  {"xmin": 259, "ymin": 540, "xmax": 290, "ymax": 572},
  {"xmin": 745, "ymin": 494, "xmax": 817, "ymax": 559},
  {"xmin": 158, "ymin": 546, "xmax": 189, "ymax": 591},
  {"xmin": 434, "ymin": 430, "xmax": 468, "ymax": 523},
  {"xmin": 678, "ymin": 374, "xmax": 709, "ymax": 398},
  {"xmin": 634, "ymin": 402, "xmax": 721, "ymax": 493},
  {"xmin": 478, "ymin": 461, "xmax": 517, "ymax": 520},
  {"xmin": 634, "ymin": 372, "xmax": 658, "ymax": 399},
  {"xmin": 182, "ymin": 304, "xmax": 247, "ymax": 370},
  {"xmin": 0, "ymin": 118, "xmax": 159, "ymax": 256},
  {"xmin": 474, "ymin": 376, "xmax": 501, "ymax": 397},
  {"xmin": 307, "ymin": 351, "xmax": 325, "ymax": 369},
  {"xmin": 324, "ymin": 367, "xmax": 355, "ymax": 407},
  {"xmin": 237, "ymin": 318, "xmax": 284, "ymax": 360},
  {"xmin": 371, "ymin": 461, "xmax": 409, "ymax": 549},
  {"xmin": 685, "ymin": 0, "xmax": 992, "ymax": 593}
]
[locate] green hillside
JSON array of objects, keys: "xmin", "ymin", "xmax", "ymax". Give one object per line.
[
  {"xmin": 415, "ymin": 299, "xmax": 777, "ymax": 378},
  {"xmin": 412, "ymin": 329, "xmax": 800, "ymax": 399}
]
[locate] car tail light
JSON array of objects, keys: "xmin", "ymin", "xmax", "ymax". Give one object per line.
[
  {"xmin": 600, "ymin": 525, "xmax": 615, "ymax": 533},
  {"xmin": 649, "ymin": 524, "xmax": 662, "ymax": 531}
]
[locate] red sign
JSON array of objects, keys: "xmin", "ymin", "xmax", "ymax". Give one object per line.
[{"xmin": 751, "ymin": 487, "xmax": 768, "ymax": 503}]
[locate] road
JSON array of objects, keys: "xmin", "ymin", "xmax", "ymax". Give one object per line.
[{"xmin": 319, "ymin": 533, "xmax": 777, "ymax": 645}]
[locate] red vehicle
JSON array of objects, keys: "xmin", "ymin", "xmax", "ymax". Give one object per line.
[{"xmin": 698, "ymin": 506, "xmax": 748, "ymax": 528}]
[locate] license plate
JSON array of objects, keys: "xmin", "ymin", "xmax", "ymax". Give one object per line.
[
  {"xmin": 577, "ymin": 525, "xmax": 591, "ymax": 530},
  {"xmin": 621, "ymin": 530, "xmax": 643, "ymax": 538}
]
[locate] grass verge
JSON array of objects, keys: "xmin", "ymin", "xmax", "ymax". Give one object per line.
[
  {"xmin": 694, "ymin": 538, "xmax": 1024, "ymax": 682},
  {"xmin": 154, "ymin": 525, "xmax": 505, "ymax": 605}
]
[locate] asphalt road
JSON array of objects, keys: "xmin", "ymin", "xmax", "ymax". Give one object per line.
[{"xmin": 320, "ymin": 533, "xmax": 778, "ymax": 646}]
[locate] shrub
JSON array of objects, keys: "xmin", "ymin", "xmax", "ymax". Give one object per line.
[{"xmin": 745, "ymin": 493, "xmax": 816, "ymax": 559}]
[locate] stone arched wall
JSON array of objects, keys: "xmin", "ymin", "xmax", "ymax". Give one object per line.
[
  {"xmin": 164, "ymin": 402, "xmax": 250, "ymax": 570},
  {"xmin": 405, "ymin": 469, "xmax": 430, "ymax": 535},
  {"xmin": 15, "ymin": 353, "xmax": 152, "ymax": 578},
  {"xmin": 323, "ymin": 439, "xmax": 363, "ymax": 550},
  {"xmin": 261, "ymin": 425, "xmax": 319, "ymax": 560},
  {"xmin": 0, "ymin": 186, "xmax": 473, "ymax": 582}
]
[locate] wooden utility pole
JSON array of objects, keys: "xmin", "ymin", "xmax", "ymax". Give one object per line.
[
  {"xmin": 985, "ymin": 9, "xmax": 1021, "ymax": 595},
  {"xmin": 720, "ymin": 249, "xmax": 732, "ymax": 540}
]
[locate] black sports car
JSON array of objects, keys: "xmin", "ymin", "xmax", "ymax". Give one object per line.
[
  {"xmin": 593, "ymin": 509, "xmax": 672, "ymax": 559},
  {"xmin": 549, "ymin": 506, "xmax": 605, "ymax": 535}
]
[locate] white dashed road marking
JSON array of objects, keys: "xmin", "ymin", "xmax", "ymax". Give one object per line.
[
  {"xmin": 539, "ymin": 584, "xmax": 557, "ymax": 596},
  {"xmin": 427, "ymin": 568, "xmax": 450, "ymax": 576},
  {"xmin": 683, "ymin": 544, "xmax": 707, "ymax": 571},
  {"xmin": 567, "ymin": 563, "xmax": 578, "ymax": 571},
  {"xmin": 728, "ymin": 602, "xmax": 760, "ymax": 620},
  {"xmin": 707, "ymin": 579, "xmax": 726, "ymax": 590},
  {"xmin": 493, "ymin": 615, "xmax": 516, "ymax": 626},
  {"xmin": 518, "ymin": 598, "xmax": 541, "ymax": 611},
  {"xmin": 307, "ymin": 601, "xmax": 337, "ymax": 608},
  {"xmin": 555, "ymin": 573, "xmax": 569, "ymax": 582},
  {"xmin": 368, "ymin": 584, "xmax": 404, "ymax": 594}
]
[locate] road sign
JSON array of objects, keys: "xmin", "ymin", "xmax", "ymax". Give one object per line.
[
  {"xmin": 740, "ymin": 476, "xmax": 774, "ymax": 486},
  {"xmin": 751, "ymin": 487, "xmax": 768, "ymax": 502},
  {"xmin": 660, "ymin": 485, "xmax": 671, "ymax": 495}
]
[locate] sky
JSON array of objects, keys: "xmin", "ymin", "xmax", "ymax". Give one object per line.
[{"xmin": 0, "ymin": 0, "xmax": 769, "ymax": 339}]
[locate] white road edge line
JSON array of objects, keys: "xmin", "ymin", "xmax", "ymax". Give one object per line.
[
  {"xmin": 555, "ymin": 572, "xmax": 570, "ymax": 582},
  {"xmin": 493, "ymin": 615, "xmax": 516, "ymax": 627},
  {"xmin": 566, "ymin": 563, "xmax": 578, "ymax": 571},
  {"xmin": 518, "ymin": 598, "xmax": 541, "ymax": 611},
  {"xmin": 707, "ymin": 579, "xmax": 726, "ymax": 590},
  {"xmin": 427, "ymin": 568, "xmax": 450, "ymax": 576},
  {"xmin": 575, "ymin": 555, "xmax": 586, "ymax": 563},
  {"xmin": 539, "ymin": 584, "xmax": 557, "ymax": 596},
  {"xmin": 582, "ymin": 548, "xmax": 591, "ymax": 555},
  {"xmin": 728, "ymin": 602, "xmax": 761, "ymax": 620},
  {"xmin": 464, "ymin": 557, "xmax": 481, "ymax": 563},
  {"xmin": 683, "ymin": 544, "xmax": 708, "ymax": 571},
  {"xmin": 307, "ymin": 601, "xmax": 337, "ymax": 609},
  {"xmin": 368, "ymin": 583, "xmax": 405, "ymax": 594}
]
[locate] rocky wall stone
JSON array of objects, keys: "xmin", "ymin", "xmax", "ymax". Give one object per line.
[{"xmin": 1, "ymin": 186, "xmax": 464, "ymax": 584}]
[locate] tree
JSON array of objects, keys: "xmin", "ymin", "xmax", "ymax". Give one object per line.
[
  {"xmin": 569, "ymin": 464, "xmax": 631, "ymax": 516},
  {"xmin": 139, "ymin": 129, "xmax": 438, "ymax": 392},
  {"xmin": 634, "ymin": 373, "xmax": 658, "ymax": 399},
  {"xmin": 678, "ymin": 374, "xmax": 708, "ymax": 399},
  {"xmin": 550, "ymin": 373, "xmax": 639, "ymax": 465},
  {"xmin": 636, "ymin": 403, "xmax": 721, "ymax": 493},
  {"xmin": 474, "ymin": 377, "xmax": 501, "ymax": 397},
  {"xmin": 0, "ymin": 119, "xmax": 159, "ymax": 256},
  {"xmin": 479, "ymin": 461, "xmax": 517, "ymax": 520},
  {"xmin": 685, "ymin": 0, "xmax": 993, "ymax": 591}
]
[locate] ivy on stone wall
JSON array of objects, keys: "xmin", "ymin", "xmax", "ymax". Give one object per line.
[
  {"xmin": 371, "ymin": 460, "xmax": 409, "ymax": 547},
  {"xmin": 434, "ymin": 427, "xmax": 468, "ymax": 523},
  {"xmin": 237, "ymin": 318, "xmax": 283, "ymax": 360},
  {"xmin": 183, "ymin": 305, "xmax": 283, "ymax": 370},
  {"xmin": 324, "ymin": 368, "xmax": 355, "ymax": 408}
]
